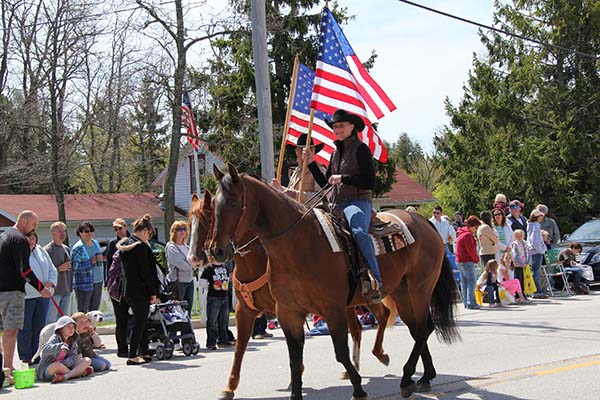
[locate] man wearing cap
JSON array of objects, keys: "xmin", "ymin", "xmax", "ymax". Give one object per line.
[
  {"xmin": 273, "ymin": 133, "xmax": 327, "ymax": 207},
  {"xmin": 507, "ymin": 200, "xmax": 528, "ymax": 240},
  {"xmin": 304, "ymin": 109, "xmax": 383, "ymax": 302},
  {"xmin": 104, "ymin": 218, "xmax": 130, "ymax": 287},
  {"xmin": 537, "ymin": 204, "xmax": 561, "ymax": 246},
  {"xmin": 452, "ymin": 211, "xmax": 465, "ymax": 232},
  {"xmin": 0, "ymin": 210, "xmax": 50, "ymax": 382}
]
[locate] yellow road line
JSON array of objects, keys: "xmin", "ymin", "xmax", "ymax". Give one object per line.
[{"xmin": 536, "ymin": 359, "xmax": 600, "ymax": 376}]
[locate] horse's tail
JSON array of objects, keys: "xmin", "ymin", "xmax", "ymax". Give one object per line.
[{"xmin": 430, "ymin": 254, "xmax": 461, "ymax": 344}]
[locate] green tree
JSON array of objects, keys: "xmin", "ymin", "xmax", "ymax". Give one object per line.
[{"xmin": 435, "ymin": 0, "xmax": 600, "ymax": 230}]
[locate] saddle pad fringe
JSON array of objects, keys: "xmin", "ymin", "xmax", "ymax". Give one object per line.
[{"xmin": 314, "ymin": 208, "xmax": 342, "ymax": 253}]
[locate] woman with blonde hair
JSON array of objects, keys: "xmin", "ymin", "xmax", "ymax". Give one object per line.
[{"xmin": 166, "ymin": 221, "xmax": 198, "ymax": 309}]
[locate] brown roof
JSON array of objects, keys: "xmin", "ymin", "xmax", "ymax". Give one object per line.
[
  {"xmin": 381, "ymin": 168, "xmax": 436, "ymax": 205},
  {"xmin": 0, "ymin": 193, "xmax": 163, "ymax": 223}
]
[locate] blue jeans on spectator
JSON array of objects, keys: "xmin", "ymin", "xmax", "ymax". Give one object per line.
[
  {"xmin": 339, "ymin": 199, "xmax": 382, "ymax": 285},
  {"xmin": 17, "ymin": 297, "xmax": 50, "ymax": 361},
  {"xmin": 485, "ymin": 284, "xmax": 500, "ymax": 304},
  {"xmin": 530, "ymin": 253, "xmax": 544, "ymax": 295},
  {"xmin": 179, "ymin": 281, "xmax": 195, "ymax": 315},
  {"xmin": 76, "ymin": 289, "xmax": 93, "ymax": 313},
  {"xmin": 90, "ymin": 355, "xmax": 111, "ymax": 371},
  {"xmin": 90, "ymin": 282, "xmax": 103, "ymax": 311},
  {"xmin": 458, "ymin": 262, "xmax": 477, "ymax": 309},
  {"xmin": 563, "ymin": 267, "xmax": 583, "ymax": 288},
  {"xmin": 46, "ymin": 292, "xmax": 72, "ymax": 324},
  {"xmin": 206, "ymin": 296, "xmax": 229, "ymax": 347}
]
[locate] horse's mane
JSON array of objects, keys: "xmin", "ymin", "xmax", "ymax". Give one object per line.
[{"xmin": 238, "ymin": 173, "xmax": 309, "ymax": 214}]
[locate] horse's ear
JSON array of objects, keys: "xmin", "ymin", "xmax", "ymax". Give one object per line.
[
  {"xmin": 202, "ymin": 190, "xmax": 212, "ymax": 209},
  {"xmin": 191, "ymin": 192, "xmax": 200, "ymax": 206},
  {"xmin": 227, "ymin": 162, "xmax": 240, "ymax": 183},
  {"xmin": 214, "ymin": 164, "xmax": 224, "ymax": 181}
]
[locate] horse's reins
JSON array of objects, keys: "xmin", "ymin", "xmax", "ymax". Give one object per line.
[{"xmin": 232, "ymin": 184, "xmax": 334, "ymax": 257}]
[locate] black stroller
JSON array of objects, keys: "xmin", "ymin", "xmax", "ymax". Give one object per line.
[{"xmin": 146, "ymin": 300, "xmax": 200, "ymax": 359}]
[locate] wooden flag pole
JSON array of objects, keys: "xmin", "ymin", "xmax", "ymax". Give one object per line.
[
  {"xmin": 297, "ymin": 108, "xmax": 316, "ymax": 203},
  {"xmin": 276, "ymin": 56, "xmax": 300, "ymax": 183}
]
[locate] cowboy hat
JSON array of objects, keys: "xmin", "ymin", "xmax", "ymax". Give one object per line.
[
  {"xmin": 325, "ymin": 109, "xmax": 365, "ymax": 132},
  {"xmin": 286, "ymin": 133, "xmax": 325, "ymax": 154}
]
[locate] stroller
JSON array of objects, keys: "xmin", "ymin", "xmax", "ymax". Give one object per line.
[{"xmin": 146, "ymin": 300, "xmax": 200, "ymax": 360}]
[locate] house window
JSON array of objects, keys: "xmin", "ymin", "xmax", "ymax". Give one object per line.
[{"xmin": 189, "ymin": 154, "xmax": 206, "ymax": 193}]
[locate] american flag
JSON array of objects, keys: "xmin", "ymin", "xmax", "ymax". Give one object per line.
[
  {"xmin": 310, "ymin": 8, "xmax": 396, "ymax": 162},
  {"xmin": 287, "ymin": 63, "xmax": 335, "ymax": 166},
  {"xmin": 181, "ymin": 91, "xmax": 200, "ymax": 151}
]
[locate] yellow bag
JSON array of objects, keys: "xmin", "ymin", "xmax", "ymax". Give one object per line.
[
  {"xmin": 475, "ymin": 289, "xmax": 484, "ymax": 305},
  {"xmin": 499, "ymin": 286, "xmax": 515, "ymax": 305},
  {"xmin": 523, "ymin": 265, "xmax": 537, "ymax": 295}
]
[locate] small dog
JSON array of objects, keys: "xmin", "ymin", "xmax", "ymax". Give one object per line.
[
  {"xmin": 33, "ymin": 310, "xmax": 106, "ymax": 361},
  {"xmin": 86, "ymin": 310, "xmax": 105, "ymax": 349}
]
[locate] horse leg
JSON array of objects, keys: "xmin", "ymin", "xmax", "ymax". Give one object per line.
[
  {"xmin": 326, "ymin": 312, "xmax": 368, "ymax": 400},
  {"xmin": 278, "ymin": 309, "xmax": 306, "ymax": 400},
  {"xmin": 414, "ymin": 316, "xmax": 436, "ymax": 393},
  {"xmin": 219, "ymin": 307, "xmax": 259, "ymax": 400},
  {"xmin": 368, "ymin": 302, "xmax": 390, "ymax": 366},
  {"xmin": 342, "ymin": 307, "xmax": 361, "ymax": 380}
]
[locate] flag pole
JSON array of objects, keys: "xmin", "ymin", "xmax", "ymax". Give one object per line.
[
  {"xmin": 192, "ymin": 146, "xmax": 201, "ymax": 194},
  {"xmin": 276, "ymin": 56, "xmax": 300, "ymax": 183},
  {"xmin": 297, "ymin": 108, "xmax": 316, "ymax": 203}
]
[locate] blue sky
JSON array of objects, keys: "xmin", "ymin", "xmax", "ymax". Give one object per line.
[{"xmin": 335, "ymin": 0, "xmax": 499, "ymax": 152}]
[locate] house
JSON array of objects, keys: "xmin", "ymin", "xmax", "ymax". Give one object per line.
[
  {"xmin": 0, "ymin": 193, "xmax": 165, "ymax": 246},
  {"xmin": 152, "ymin": 142, "xmax": 225, "ymax": 214},
  {"xmin": 375, "ymin": 167, "xmax": 436, "ymax": 210}
]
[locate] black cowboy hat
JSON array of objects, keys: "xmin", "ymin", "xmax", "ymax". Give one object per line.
[
  {"xmin": 286, "ymin": 133, "xmax": 325, "ymax": 153},
  {"xmin": 325, "ymin": 109, "xmax": 365, "ymax": 132}
]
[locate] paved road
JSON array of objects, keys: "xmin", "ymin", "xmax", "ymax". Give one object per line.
[{"xmin": 5, "ymin": 293, "xmax": 600, "ymax": 400}]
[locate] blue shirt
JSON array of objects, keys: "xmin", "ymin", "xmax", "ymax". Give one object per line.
[{"xmin": 86, "ymin": 244, "xmax": 103, "ymax": 284}]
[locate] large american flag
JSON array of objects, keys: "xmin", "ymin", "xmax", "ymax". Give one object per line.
[
  {"xmin": 310, "ymin": 8, "xmax": 396, "ymax": 162},
  {"xmin": 181, "ymin": 91, "xmax": 200, "ymax": 151},
  {"xmin": 287, "ymin": 63, "xmax": 335, "ymax": 166}
]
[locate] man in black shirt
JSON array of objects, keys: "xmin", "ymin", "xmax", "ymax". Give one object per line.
[{"xmin": 0, "ymin": 210, "xmax": 50, "ymax": 380}]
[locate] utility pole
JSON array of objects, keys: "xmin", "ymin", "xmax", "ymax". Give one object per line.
[{"xmin": 251, "ymin": 0, "xmax": 274, "ymax": 181}]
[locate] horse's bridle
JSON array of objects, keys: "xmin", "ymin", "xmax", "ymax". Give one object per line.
[{"xmin": 230, "ymin": 181, "xmax": 333, "ymax": 257}]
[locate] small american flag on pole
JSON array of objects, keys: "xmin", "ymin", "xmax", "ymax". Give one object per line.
[
  {"xmin": 181, "ymin": 91, "xmax": 200, "ymax": 151},
  {"xmin": 310, "ymin": 8, "xmax": 396, "ymax": 163}
]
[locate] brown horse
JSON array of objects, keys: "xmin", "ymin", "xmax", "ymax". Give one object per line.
[
  {"xmin": 188, "ymin": 191, "xmax": 391, "ymax": 400},
  {"xmin": 208, "ymin": 164, "xmax": 460, "ymax": 399}
]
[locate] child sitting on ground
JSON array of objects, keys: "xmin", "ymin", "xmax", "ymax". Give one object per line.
[
  {"xmin": 36, "ymin": 315, "xmax": 92, "ymax": 383},
  {"xmin": 497, "ymin": 252, "xmax": 529, "ymax": 304},
  {"xmin": 477, "ymin": 260, "xmax": 502, "ymax": 308},
  {"xmin": 72, "ymin": 312, "xmax": 111, "ymax": 372}
]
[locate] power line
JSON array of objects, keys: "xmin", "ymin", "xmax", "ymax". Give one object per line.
[{"xmin": 397, "ymin": 0, "xmax": 599, "ymax": 59}]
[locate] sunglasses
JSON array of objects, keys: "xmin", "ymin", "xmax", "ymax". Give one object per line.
[
  {"xmin": 433, "ymin": 212, "xmax": 441, "ymax": 215},
  {"xmin": 176, "ymin": 227, "xmax": 187, "ymax": 232},
  {"xmin": 493, "ymin": 213, "xmax": 503, "ymax": 217},
  {"xmin": 82, "ymin": 229, "xmax": 94, "ymax": 234},
  {"xmin": 509, "ymin": 205, "xmax": 519, "ymax": 209},
  {"xmin": 113, "ymin": 226, "xmax": 123, "ymax": 231}
]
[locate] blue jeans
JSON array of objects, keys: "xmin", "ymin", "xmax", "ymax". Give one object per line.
[
  {"xmin": 563, "ymin": 267, "xmax": 583, "ymax": 288},
  {"xmin": 179, "ymin": 281, "xmax": 195, "ymax": 314},
  {"xmin": 17, "ymin": 297, "xmax": 50, "ymax": 361},
  {"xmin": 530, "ymin": 254, "xmax": 543, "ymax": 295},
  {"xmin": 339, "ymin": 199, "xmax": 382, "ymax": 285},
  {"xmin": 206, "ymin": 296, "xmax": 229, "ymax": 347},
  {"xmin": 46, "ymin": 292, "xmax": 73, "ymax": 324},
  {"xmin": 90, "ymin": 355, "xmax": 111, "ymax": 371},
  {"xmin": 457, "ymin": 262, "xmax": 477, "ymax": 308},
  {"xmin": 90, "ymin": 282, "xmax": 103, "ymax": 311}
]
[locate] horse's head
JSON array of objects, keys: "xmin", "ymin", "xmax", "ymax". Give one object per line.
[
  {"xmin": 187, "ymin": 190, "xmax": 212, "ymax": 267},
  {"xmin": 209, "ymin": 163, "xmax": 247, "ymax": 263}
]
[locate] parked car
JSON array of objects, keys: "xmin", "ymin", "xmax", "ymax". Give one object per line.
[{"xmin": 559, "ymin": 219, "xmax": 600, "ymax": 282}]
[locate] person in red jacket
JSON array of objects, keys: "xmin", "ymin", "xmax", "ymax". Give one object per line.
[{"xmin": 455, "ymin": 215, "xmax": 482, "ymax": 309}]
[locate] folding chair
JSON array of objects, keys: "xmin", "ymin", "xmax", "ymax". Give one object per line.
[{"xmin": 543, "ymin": 248, "xmax": 572, "ymax": 296}]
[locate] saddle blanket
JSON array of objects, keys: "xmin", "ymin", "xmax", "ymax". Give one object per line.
[{"xmin": 313, "ymin": 209, "xmax": 415, "ymax": 256}]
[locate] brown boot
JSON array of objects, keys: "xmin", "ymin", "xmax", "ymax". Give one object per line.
[{"xmin": 364, "ymin": 287, "xmax": 382, "ymax": 303}]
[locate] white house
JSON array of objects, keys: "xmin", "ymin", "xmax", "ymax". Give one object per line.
[{"xmin": 152, "ymin": 142, "xmax": 225, "ymax": 213}]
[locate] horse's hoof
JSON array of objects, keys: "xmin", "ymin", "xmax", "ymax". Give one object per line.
[
  {"xmin": 400, "ymin": 384, "xmax": 415, "ymax": 398},
  {"xmin": 414, "ymin": 382, "xmax": 431, "ymax": 393},
  {"xmin": 376, "ymin": 353, "xmax": 390, "ymax": 366},
  {"xmin": 341, "ymin": 370, "xmax": 350, "ymax": 380},
  {"xmin": 219, "ymin": 390, "xmax": 235, "ymax": 400}
]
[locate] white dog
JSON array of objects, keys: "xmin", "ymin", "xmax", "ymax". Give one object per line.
[{"xmin": 33, "ymin": 311, "xmax": 106, "ymax": 361}]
